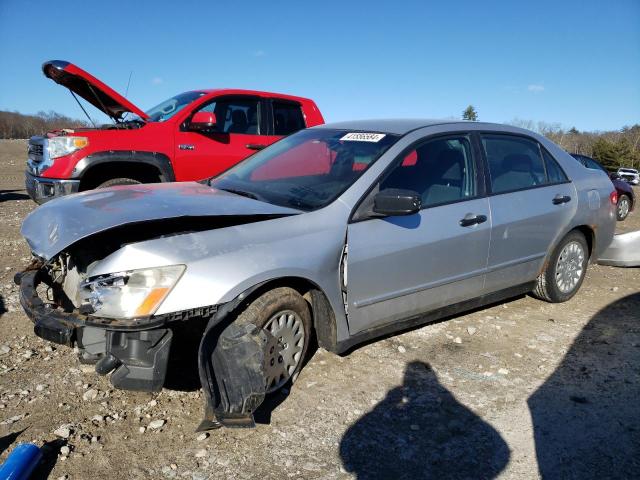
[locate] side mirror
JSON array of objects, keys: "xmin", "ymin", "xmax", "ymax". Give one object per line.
[
  {"xmin": 190, "ymin": 111, "xmax": 218, "ymax": 132},
  {"xmin": 373, "ymin": 188, "xmax": 421, "ymax": 216}
]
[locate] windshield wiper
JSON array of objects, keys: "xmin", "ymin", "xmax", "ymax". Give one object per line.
[{"xmin": 218, "ymin": 187, "xmax": 260, "ymax": 201}]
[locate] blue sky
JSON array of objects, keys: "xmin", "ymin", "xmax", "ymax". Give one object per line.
[{"xmin": 0, "ymin": 0, "xmax": 638, "ymax": 131}]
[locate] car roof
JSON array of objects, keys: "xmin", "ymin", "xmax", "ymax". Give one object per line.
[
  {"xmin": 194, "ymin": 89, "xmax": 315, "ymax": 103},
  {"xmin": 314, "ymin": 119, "xmax": 532, "ymax": 135}
]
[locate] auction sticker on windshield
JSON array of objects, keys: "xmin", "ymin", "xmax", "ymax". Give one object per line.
[{"xmin": 340, "ymin": 132, "xmax": 386, "ymax": 142}]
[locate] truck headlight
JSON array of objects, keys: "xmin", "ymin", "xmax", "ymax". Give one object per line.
[
  {"xmin": 47, "ymin": 136, "xmax": 89, "ymax": 159},
  {"xmin": 80, "ymin": 265, "xmax": 185, "ymax": 319}
]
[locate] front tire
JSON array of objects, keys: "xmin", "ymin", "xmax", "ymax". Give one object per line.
[
  {"xmin": 97, "ymin": 177, "xmax": 141, "ymax": 188},
  {"xmin": 532, "ymin": 231, "xmax": 589, "ymax": 303},
  {"xmin": 234, "ymin": 287, "xmax": 311, "ymax": 394},
  {"xmin": 617, "ymin": 194, "xmax": 631, "ymax": 221}
]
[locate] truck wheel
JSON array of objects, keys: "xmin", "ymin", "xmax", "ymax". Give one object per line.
[
  {"xmin": 532, "ymin": 231, "xmax": 589, "ymax": 303},
  {"xmin": 97, "ymin": 178, "xmax": 141, "ymax": 188},
  {"xmin": 235, "ymin": 287, "xmax": 311, "ymax": 394},
  {"xmin": 616, "ymin": 194, "xmax": 631, "ymax": 221}
]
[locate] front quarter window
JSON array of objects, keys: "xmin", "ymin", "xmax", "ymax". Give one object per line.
[{"xmin": 210, "ymin": 129, "xmax": 399, "ymax": 210}]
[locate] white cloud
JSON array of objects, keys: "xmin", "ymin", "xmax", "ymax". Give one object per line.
[
  {"xmin": 527, "ymin": 84, "xmax": 545, "ymax": 93},
  {"xmin": 152, "ymin": 77, "xmax": 163, "ymax": 85},
  {"xmin": 252, "ymin": 50, "xmax": 266, "ymax": 57}
]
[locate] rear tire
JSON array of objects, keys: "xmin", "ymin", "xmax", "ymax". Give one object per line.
[
  {"xmin": 616, "ymin": 194, "xmax": 631, "ymax": 221},
  {"xmin": 234, "ymin": 287, "xmax": 312, "ymax": 394},
  {"xmin": 96, "ymin": 177, "xmax": 141, "ymax": 188},
  {"xmin": 532, "ymin": 231, "xmax": 589, "ymax": 303}
]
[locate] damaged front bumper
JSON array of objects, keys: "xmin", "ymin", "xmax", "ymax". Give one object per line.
[
  {"xmin": 597, "ymin": 230, "xmax": 640, "ymax": 267},
  {"xmin": 17, "ymin": 269, "xmax": 176, "ymax": 391},
  {"xmin": 17, "ymin": 267, "xmax": 273, "ymax": 430}
]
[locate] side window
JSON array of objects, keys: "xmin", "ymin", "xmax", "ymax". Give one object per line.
[
  {"xmin": 194, "ymin": 98, "xmax": 260, "ymax": 135},
  {"xmin": 273, "ymin": 102, "xmax": 306, "ymax": 135},
  {"xmin": 542, "ymin": 149, "xmax": 568, "ymax": 183},
  {"xmin": 482, "ymin": 135, "xmax": 547, "ymax": 193},
  {"xmin": 584, "ymin": 156, "xmax": 607, "ymax": 173},
  {"xmin": 380, "ymin": 136, "xmax": 476, "ymax": 207}
]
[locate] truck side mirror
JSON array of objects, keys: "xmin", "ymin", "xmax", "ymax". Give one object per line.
[
  {"xmin": 373, "ymin": 188, "xmax": 421, "ymax": 216},
  {"xmin": 190, "ymin": 112, "xmax": 218, "ymax": 132}
]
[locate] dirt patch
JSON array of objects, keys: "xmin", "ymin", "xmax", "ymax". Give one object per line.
[{"xmin": 0, "ymin": 139, "xmax": 638, "ymax": 479}]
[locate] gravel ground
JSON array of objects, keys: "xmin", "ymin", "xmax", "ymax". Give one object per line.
[{"xmin": 0, "ymin": 139, "xmax": 638, "ymax": 480}]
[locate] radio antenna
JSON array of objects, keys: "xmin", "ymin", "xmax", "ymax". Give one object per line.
[{"xmin": 125, "ymin": 71, "xmax": 133, "ymax": 98}]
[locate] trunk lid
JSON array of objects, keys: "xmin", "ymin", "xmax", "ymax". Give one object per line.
[
  {"xmin": 42, "ymin": 60, "xmax": 150, "ymax": 121},
  {"xmin": 21, "ymin": 182, "xmax": 301, "ymax": 260}
]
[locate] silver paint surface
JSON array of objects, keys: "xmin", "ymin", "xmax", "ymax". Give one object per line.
[{"xmin": 21, "ymin": 121, "xmax": 617, "ymax": 345}]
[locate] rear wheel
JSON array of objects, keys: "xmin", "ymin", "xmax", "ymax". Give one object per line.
[
  {"xmin": 617, "ymin": 194, "xmax": 631, "ymax": 221},
  {"xmin": 532, "ymin": 231, "xmax": 589, "ymax": 303},
  {"xmin": 234, "ymin": 287, "xmax": 311, "ymax": 393},
  {"xmin": 97, "ymin": 177, "xmax": 141, "ymax": 188}
]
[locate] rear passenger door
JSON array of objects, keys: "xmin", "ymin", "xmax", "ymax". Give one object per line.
[
  {"xmin": 480, "ymin": 133, "xmax": 576, "ymax": 293},
  {"xmin": 259, "ymin": 99, "xmax": 308, "ymax": 151}
]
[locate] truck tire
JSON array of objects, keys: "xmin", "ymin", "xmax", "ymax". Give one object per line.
[
  {"xmin": 616, "ymin": 194, "xmax": 631, "ymax": 221},
  {"xmin": 532, "ymin": 231, "xmax": 589, "ymax": 303},
  {"xmin": 97, "ymin": 178, "xmax": 141, "ymax": 188},
  {"xmin": 234, "ymin": 287, "xmax": 311, "ymax": 394}
]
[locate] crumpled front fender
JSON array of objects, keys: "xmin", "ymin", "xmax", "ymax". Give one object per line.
[{"xmin": 196, "ymin": 283, "xmax": 271, "ymax": 430}]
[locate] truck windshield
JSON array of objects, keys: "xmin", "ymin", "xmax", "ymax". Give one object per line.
[
  {"xmin": 145, "ymin": 91, "xmax": 205, "ymax": 122},
  {"xmin": 210, "ymin": 128, "xmax": 399, "ymax": 211}
]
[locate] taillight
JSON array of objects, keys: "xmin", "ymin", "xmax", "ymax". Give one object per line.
[{"xmin": 610, "ymin": 190, "xmax": 618, "ymax": 205}]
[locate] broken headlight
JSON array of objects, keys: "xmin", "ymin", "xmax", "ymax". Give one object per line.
[{"xmin": 80, "ymin": 265, "xmax": 185, "ymax": 319}]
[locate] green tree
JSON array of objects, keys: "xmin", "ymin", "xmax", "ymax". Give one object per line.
[
  {"xmin": 592, "ymin": 138, "xmax": 619, "ymax": 170},
  {"xmin": 462, "ymin": 105, "xmax": 478, "ymax": 121}
]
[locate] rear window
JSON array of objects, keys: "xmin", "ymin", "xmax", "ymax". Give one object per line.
[
  {"xmin": 482, "ymin": 134, "xmax": 567, "ymax": 194},
  {"xmin": 273, "ymin": 102, "xmax": 305, "ymax": 135}
]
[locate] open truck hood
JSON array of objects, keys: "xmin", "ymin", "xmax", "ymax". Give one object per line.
[
  {"xmin": 43, "ymin": 60, "xmax": 150, "ymax": 121},
  {"xmin": 21, "ymin": 182, "xmax": 301, "ymax": 260}
]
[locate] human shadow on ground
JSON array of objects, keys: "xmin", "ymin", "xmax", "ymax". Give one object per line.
[
  {"xmin": 0, "ymin": 294, "xmax": 6, "ymax": 318},
  {"xmin": 0, "ymin": 189, "xmax": 29, "ymax": 203},
  {"xmin": 31, "ymin": 439, "xmax": 67, "ymax": 480},
  {"xmin": 340, "ymin": 361, "xmax": 510, "ymax": 480},
  {"xmin": 528, "ymin": 292, "xmax": 640, "ymax": 479},
  {"xmin": 0, "ymin": 428, "xmax": 26, "ymax": 456}
]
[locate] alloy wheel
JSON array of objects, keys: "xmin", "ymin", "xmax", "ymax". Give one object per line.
[{"xmin": 555, "ymin": 241, "xmax": 585, "ymax": 294}]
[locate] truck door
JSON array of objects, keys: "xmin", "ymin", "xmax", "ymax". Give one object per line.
[{"xmin": 173, "ymin": 96, "xmax": 270, "ymax": 181}]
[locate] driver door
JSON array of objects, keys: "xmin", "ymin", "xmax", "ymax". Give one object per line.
[
  {"xmin": 345, "ymin": 134, "xmax": 491, "ymax": 334},
  {"xmin": 173, "ymin": 96, "xmax": 267, "ymax": 181}
]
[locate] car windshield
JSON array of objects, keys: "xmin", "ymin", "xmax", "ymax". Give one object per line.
[
  {"xmin": 209, "ymin": 128, "xmax": 399, "ymax": 211},
  {"xmin": 145, "ymin": 91, "xmax": 205, "ymax": 122}
]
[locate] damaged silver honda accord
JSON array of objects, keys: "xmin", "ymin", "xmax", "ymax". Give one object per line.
[{"xmin": 17, "ymin": 120, "xmax": 616, "ymax": 430}]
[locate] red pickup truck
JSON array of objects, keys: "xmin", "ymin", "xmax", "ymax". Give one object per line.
[{"xmin": 26, "ymin": 61, "xmax": 324, "ymax": 203}]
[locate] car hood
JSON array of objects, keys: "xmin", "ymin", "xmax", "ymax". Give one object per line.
[
  {"xmin": 42, "ymin": 60, "xmax": 150, "ymax": 121},
  {"xmin": 21, "ymin": 182, "xmax": 301, "ymax": 260}
]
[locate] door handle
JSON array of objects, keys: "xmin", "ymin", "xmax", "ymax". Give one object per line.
[
  {"xmin": 552, "ymin": 194, "xmax": 571, "ymax": 205},
  {"xmin": 179, "ymin": 144, "xmax": 195, "ymax": 151},
  {"xmin": 459, "ymin": 214, "xmax": 487, "ymax": 227},
  {"xmin": 246, "ymin": 144, "xmax": 267, "ymax": 151}
]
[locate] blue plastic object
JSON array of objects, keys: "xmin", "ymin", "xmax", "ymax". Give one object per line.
[{"xmin": 0, "ymin": 443, "xmax": 43, "ymax": 480}]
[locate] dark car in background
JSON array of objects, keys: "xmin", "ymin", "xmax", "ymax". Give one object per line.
[{"xmin": 571, "ymin": 154, "xmax": 635, "ymax": 221}]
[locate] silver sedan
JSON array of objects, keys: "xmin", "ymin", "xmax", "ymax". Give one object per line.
[{"xmin": 18, "ymin": 120, "xmax": 616, "ymax": 430}]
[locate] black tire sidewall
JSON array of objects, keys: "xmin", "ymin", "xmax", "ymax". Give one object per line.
[
  {"xmin": 545, "ymin": 232, "xmax": 589, "ymax": 302},
  {"xmin": 97, "ymin": 178, "xmax": 141, "ymax": 189}
]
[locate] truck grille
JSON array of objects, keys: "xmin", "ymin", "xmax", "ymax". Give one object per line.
[{"xmin": 28, "ymin": 139, "xmax": 45, "ymax": 163}]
